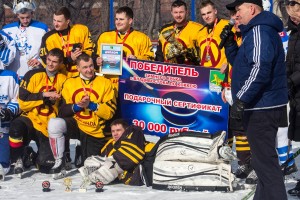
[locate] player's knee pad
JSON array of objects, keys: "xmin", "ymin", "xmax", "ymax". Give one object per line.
[
  {"xmin": 88, "ymin": 157, "xmax": 123, "ymax": 184},
  {"xmin": 48, "ymin": 118, "xmax": 67, "ymax": 138},
  {"xmin": 79, "ymin": 156, "xmax": 106, "ymax": 178},
  {"xmin": 84, "ymin": 156, "xmax": 105, "ymax": 169}
]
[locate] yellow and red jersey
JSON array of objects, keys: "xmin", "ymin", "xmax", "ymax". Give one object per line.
[
  {"xmin": 197, "ymin": 19, "xmax": 235, "ymax": 69},
  {"xmin": 18, "ymin": 68, "xmax": 67, "ymax": 136},
  {"xmin": 96, "ymin": 28, "xmax": 154, "ymax": 90},
  {"xmin": 40, "ymin": 24, "xmax": 94, "ymax": 78},
  {"xmin": 156, "ymin": 21, "xmax": 203, "ymax": 64},
  {"xmin": 60, "ymin": 75, "xmax": 117, "ymax": 138}
]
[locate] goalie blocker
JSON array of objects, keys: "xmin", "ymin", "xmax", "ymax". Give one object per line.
[{"xmin": 148, "ymin": 131, "xmax": 235, "ymax": 192}]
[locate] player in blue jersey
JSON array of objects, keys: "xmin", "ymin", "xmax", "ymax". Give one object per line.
[
  {"xmin": 3, "ymin": 0, "xmax": 48, "ymax": 79},
  {"xmin": 0, "ymin": 30, "xmax": 19, "ymax": 180}
]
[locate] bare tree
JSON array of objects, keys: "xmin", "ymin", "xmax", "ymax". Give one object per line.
[
  {"xmin": 0, "ymin": 0, "xmax": 4, "ymax": 28},
  {"xmin": 2, "ymin": 0, "xmax": 287, "ymax": 40},
  {"xmin": 147, "ymin": 0, "xmax": 157, "ymax": 37}
]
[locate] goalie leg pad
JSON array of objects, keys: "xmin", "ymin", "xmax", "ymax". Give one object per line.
[
  {"xmin": 155, "ymin": 131, "xmax": 227, "ymax": 163},
  {"xmin": 79, "ymin": 156, "xmax": 106, "ymax": 178},
  {"xmin": 88, "ymin": 157, "xmax": 123, "ymax": 184},
  {"xmin": 152, "ymin": 160, "xmax": 234, "ymax": 191}
]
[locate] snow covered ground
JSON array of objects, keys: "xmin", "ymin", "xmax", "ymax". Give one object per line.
[{"xmin": 1, "ymin": 137, "xmax": 300, "ymax": 200}]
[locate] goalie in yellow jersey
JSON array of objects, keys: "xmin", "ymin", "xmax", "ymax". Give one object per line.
[{"xmin": 155, "ymin": 0, "xmax": 203, "ymax": 65}]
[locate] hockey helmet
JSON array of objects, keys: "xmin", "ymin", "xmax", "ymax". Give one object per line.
[{"xmin": 13, "ymin": 0, "xmax": 36, "ymax": 14}]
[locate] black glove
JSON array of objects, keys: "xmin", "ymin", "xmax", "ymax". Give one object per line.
[
  {"xmin": 185, "ymin": 48, "xmax": 200, "ymax": 65},
  {"xmin": 0, "ymin": 34, "xmax": 5, "ymax": 48},
  {"xmin": 43, "ymin": 97, "xmax": 56, "ymax": 106},
  {"xmin": 220, "ymin": 25, "xmax": 235, "ymax": 48},
  {"xmin": 0, "ymin": 108, "xmax": 13, "ymax": 122},
  {"xmin": 229, "ymin": 99, "xmax": 246, "ymax": 131}
]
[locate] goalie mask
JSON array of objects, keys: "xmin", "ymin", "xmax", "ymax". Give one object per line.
[{"xmin": 13, "ymin": 0, "xmax": 36, "ymax": 14}]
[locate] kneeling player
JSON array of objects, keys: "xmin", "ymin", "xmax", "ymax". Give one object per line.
[{"xmin": 9, "ymin": 49, "xmax": 67, "ymax": 177}]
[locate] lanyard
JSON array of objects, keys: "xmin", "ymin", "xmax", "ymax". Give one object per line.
[
  {"xmin": 115, "ymin": 29, "xmax": 131, "ymax": 44},
  {"xmin": 80, "ymin": 79, "xmax": 94, "ymax": 97},
  {"xmin": 201, "ymin": 18, "xmax": 218, "ymax": 65},
  {"xmin": 59, "ymin": 31, "xmax": 70, "ymax": 56},
  {"xmin": 45, "ymin": 74, "xmax": 58, "ymax": 92}
]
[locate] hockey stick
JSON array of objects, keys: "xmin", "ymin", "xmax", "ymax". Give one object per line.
[
  {"xmin": 242, "ymin": 148, "xmax": 300, "ymax": 200},
  {"xmin": 241, "ymin": 186, "xmax": 256, "ymax": 200},
  {"xmin": 281, "ymin": 147, "xmax": 300, "ymax": 171}
]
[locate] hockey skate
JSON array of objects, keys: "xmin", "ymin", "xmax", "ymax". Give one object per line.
[
  {"xmin": 288, "ymin": 180, "xmax": 300, "ymax": 196},
  {"xmin": 14, "ymin": 158, "xmax": 24, "ymax": 179},
  {"xmin": 50, "ymin": 158, "xmax": 67, "ymax": 180},
  {"xmin": 64, "ymin": 152, "xmax": 72, "ymax": 171},
  {"xmin": 23, "ymin": 146, "xmax": 37, "ymax": 169},
  {"xmin": 245, "ymin": 169, "xmax": 258, "ymax": 184},
  {"xmin": 283, "ymin": 163, "xmax": 298, "ymax": 176},
  {"xmin": 0, "ymin": 164, "xmax": 4, "ymax": 181},
  {"xmin": 74, "ymin": 145, "xmax": 82, "ymax": 168},
  {"xmin": 235, "ymin": 164, "xmax": 253, "ymax": 179}
]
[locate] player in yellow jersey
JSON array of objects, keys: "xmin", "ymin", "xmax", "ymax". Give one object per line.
[
  {"xmin": 9, "ymin": 48, "xmax": 67, "ymax": 177},
  {"xmin": 48, "ymin": 53, "xmax": 117, "ymax": 178},
  {"xmin": 40, "ymin": 7, "xmax": 94, "ymax": 78},
  {"xmin": 155, "ymin": 0, "xmax": 203, "ymax": 65},
  {"xmin": 197, "ymin": 0, "xmax": 233, "ymax": 69},
  {"xmin": 95, "ymin": 6, "xmax": 154, "ymax": 89}
]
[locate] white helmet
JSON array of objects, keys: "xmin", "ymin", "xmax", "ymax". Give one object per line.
[
  {"xmin": 13, "ymin": 0, "xmax": 36, "ymax": 14},
  {"xmin": 263, "ymin": 0, "xmax": 271, "ymax": 11}
]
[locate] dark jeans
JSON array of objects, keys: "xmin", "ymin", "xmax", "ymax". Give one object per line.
[{"xmin": 244, "ymin": 106, "xmax": 287, "ymax": 200}]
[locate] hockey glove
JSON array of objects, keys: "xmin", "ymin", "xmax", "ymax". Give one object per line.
[
  {"xmin": 0, "ymin": 108, "xmax": 13, "ymax": 122},
  {"xmin": 220, "ymin": 25, "xmax": 235, "ymax": 48},
  {"xmin": 229, "ymin": 99, "xmax": 246, "ymax": 131},
  {"xmin": 185, "ymin": 48, "xmax": 200, "ymax": 65}
]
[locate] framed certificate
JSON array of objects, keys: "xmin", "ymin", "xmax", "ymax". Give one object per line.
[{"xmin": 100, "ymin": 43, "xmax": 123, "ymax": 75}]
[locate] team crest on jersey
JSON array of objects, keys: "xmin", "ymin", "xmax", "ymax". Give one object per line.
[
  {"xmin": 209, "ymin": 70, "xmax": 224, "ymax": 94},
  {"xmin": 36, "ymin": 86, "xmax": 57, "ymax": 116}
]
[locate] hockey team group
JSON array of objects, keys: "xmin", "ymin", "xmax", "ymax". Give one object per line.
[{"xmin": 0, "ymin": 0, "xmax": 300, "ymax": 199}]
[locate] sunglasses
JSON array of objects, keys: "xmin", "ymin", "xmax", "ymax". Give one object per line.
[{"xmin": 286, "ymin": 1, "xmax": 300, "ymax": 6}]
